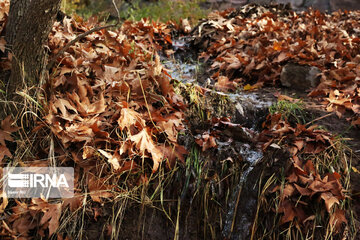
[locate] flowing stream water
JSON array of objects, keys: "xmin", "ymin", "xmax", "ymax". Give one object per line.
[{"xmin": 162, "ymin": 38, "xmax": 275, "ymax": 239}]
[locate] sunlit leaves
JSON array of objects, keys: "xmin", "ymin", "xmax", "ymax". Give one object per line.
[
  {"xmin": 44, "ymin": 14, "xmax": 185, "ymax": 179},
  {"xmin": 0, "ymin": 5, "xmax": 187, "ymax": 238},
  {"xmin": 129, "ymin": 128, "xmax": 164, "ymax": 172},
  {"xmin": 192, "ymin": 5, "xmax": 360, "ymax": 125}
]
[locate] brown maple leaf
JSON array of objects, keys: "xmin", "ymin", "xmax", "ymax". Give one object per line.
[
  {"xmin": 63, "ymin": 193, "xmax": 84, "ymax": 212},
  {"xmin": 195, "ymin": 133, "xmax": 217, "ymax": 152},
  {"xmin": 0, "ymin": 145, "xmax": 12, "ymax": 162},
  {"xmin": 87, "ymin": 92, "xmax": 107, "ymax": 115},
  {"xmin": 118, "ymin": 108, "xmax": 145, "ymax": 131},
  {"xmin": 320, "ymin": 192, "xmax": 339, "ymax": 213},
  {"xmin": 329, "ymin": 209, "xmax": 347, "ymax": 232},
  {"xmin": 159, "ymin": 144, "xmax": 188, "ymax": 168},
  {"xmin": 214, "ymin": 76, "xmax": 237, "ymax": 92},
  {"xmin": 158, "ymin": 117, "xmax": 183, "ymax": 142},
  {"xmin": 40, "ymin": 203, "xmax": 62, "ymax": 236},
  {"xmin": 88, "ymin": 175, "xmax": 113, "ymax": 203},
  {"xmin": 0, "ymin": 116, "xmax": 20, "ymax": 146},
  {"xmin": 98, "ymin": 149, "xmax": 121, "ymax": 170},
  {"xmin": 129, "ymin": 128, "xmax": 164, "ymax": 172},
  {"xmin": 52, "ymin": 98, "xmax": 79, "ymax": 121}
]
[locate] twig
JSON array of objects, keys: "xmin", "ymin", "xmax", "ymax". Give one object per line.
[
  {"xmin": 305, "ymin": 112, "xmax": 335, "ymax": 127},
  {"xmin": 46, "ymin": 25, "xmax": 115, "ymax": 70},
  {"xmin": 46, "ymin": 0, "xmax": 121, "ymax": 70}
]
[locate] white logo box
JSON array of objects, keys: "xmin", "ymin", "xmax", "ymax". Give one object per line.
[{"xmin": 3, "ymin": 167, "xmax": 74, "ymax": 198}]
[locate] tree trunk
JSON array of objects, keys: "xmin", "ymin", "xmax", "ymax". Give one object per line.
[{"xmin": 2, "ymin": 0, "xmax": 61, "ymax": 118}]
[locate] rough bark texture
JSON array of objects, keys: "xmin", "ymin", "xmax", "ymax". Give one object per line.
[{"xmin": 3, "ymin": 0, "xmax": 61, "ymax": 118}]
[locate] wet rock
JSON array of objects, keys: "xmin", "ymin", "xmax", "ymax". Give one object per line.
[
  {"xmin": 226, "ymin": 148, "xmax": 291, "ymax": 240},
  {"xmin": 233, "ymin": 91, "xmax": 276, "ymax": 129},
  {"xmin": 276, "ymin": 0, "xmax": 304, "ymax": 7},
  {"xmin": 280, "ymin": 63, "xmax": 321, "ymax": 91},
  {"xmin": 223, "ymin": 125, "xmax": 256, "ymax": 143},
  {"xmin": 330, "ymin": 0, "xmax": 360, "ymax": 11}
]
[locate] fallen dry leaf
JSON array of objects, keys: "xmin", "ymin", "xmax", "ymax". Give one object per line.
[
  {"xmin": 129, "ymin": 128, "xmax": 164, "ymax": 172},
  {"xmin": 98, "ymin": 149, "xmax": 121, "ymax": 170}
]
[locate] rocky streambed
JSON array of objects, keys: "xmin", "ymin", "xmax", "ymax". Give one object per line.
[
  {"xmin": 91, "ymin": 4, "xmax": 360, "ymax": 239},
  {"xmin": 122, "ymin": 14, "xmax": 360, "ymax": 237}
]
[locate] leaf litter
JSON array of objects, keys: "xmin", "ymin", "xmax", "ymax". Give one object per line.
[
  {"xmin": 0, "ymin": 1, "xmax": 187, "ymax": 237},
  {"xmin": 0, "ymin": 0, "xmax": 359, "ymax": 238},
  {"xmin": 191, "ymin": 4, "xmax": 360, "ymax": 126}
]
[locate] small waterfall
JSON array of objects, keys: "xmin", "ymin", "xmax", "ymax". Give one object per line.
[
  {"xmin": 222, "ymin": 144, "xmax": 262, "ymax": 240},
  {"xmin": 161, "ymin": 37, "xmax": 275, "ymax": 239}
]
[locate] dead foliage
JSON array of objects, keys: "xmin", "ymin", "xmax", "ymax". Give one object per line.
[
  {"xmin": 0, "ymin": 1, "xmax": 188, "ymax": 238},
  {"xmin": 254, "ymin": 112, "xmax": 352, "ymax": 238},
  {"xmin": 0, "ymin": 0, "xmax": 358, "ymax": 238},
  {"xmin": 191, "ymin": 4, "xmax": 360, "ymax": 126}
]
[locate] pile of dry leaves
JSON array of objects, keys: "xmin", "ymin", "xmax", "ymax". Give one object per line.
[
  {"xmin": 0, "ymin": 0, "xmax": 358, "ymax": 238},
  {"xmin": 0, "ymin": 1, "xmax": 188, "ymax": 238},
  {"xmin": 257, "ymin": 112, "xmax": 348, "ymax": 236},
  {"xmin": 44, "ymin": 16, "xmax": 187, "ymax": 173},
  {"xmin": 191, "ymin": 4, "xmax": 360, "ymax": 126}
]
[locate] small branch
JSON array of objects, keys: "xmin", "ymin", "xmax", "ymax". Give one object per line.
[
  {"xmin": 46, "ymin": 0, "xmax": 121, "ymax": 70},
  {"xmin": 305, "ymin": 112, "xmax": 335, "ymax": 127},
  {"xmin": 46, "ymin": 24, "xmax": 115, "ymax": 70}
]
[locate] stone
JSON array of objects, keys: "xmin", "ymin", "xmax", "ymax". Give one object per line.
[
  {"xmin": 231, "ymin": 0, "xmax": 248, "ymax": 4},
  {"xmin": 280, "ymin": 63, "xmax": 321, "ymax": 90},
  {"xmin": 248, "ymin": 0, "xmax": 272, "ymax": 4},
  {"xmin": 330, "ymin": 0, "xmax": 360, "ymax": 11},
  {"xmin": 293, "ymin": 0, "xmax": 304, "ymax": 7},
  {"xmin": 278, "ymin": 0, "xmax": 304, "ymax": 7},
  {"xmin": 312, "ymin": 0, "xmax": 331, "ymax": 12},
  {"xmin": 234, "ymin": 91, "xmax": 275, "ymax": 128}
]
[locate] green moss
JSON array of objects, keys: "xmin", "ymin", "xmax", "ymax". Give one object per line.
[
  {"xmin": 126, "ymin": 0, "xmax": 208, "ymax": 23},
  {"xmin": 62, "ymin": 0, "xmax": 209, "ymax": 24}
]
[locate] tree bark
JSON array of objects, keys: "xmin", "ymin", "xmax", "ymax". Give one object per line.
[{"xmin": 2, "ymin": 0, "xmax": 61, "ymax": 118}]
